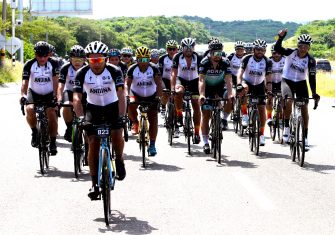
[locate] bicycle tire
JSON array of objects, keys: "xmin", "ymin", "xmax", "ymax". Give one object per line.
[
  {"xmin": 73, "ymin": 124, "xmax": 80, "ymax": 178},
  {"xmin": 254, "ymin": 112, "xmax": 260, "ymax": 156},
  {"xmin": 167, "ymin": 102, "xmax": 175, "ymax": 146},
  {"xmin": 140, "ymin": 118, "xmax": 146, "ymax": 168},
  {"xmin": 37, "ymin": 121, "xmax": 46, "ymax": 175},
  {"xmin": 270, "ymin": 113, "xmax": 276, "ymax": 141},
  {"xmin": 185, "ymin": 110, "xmax": 192, "ymax": 155},
  {"xmin": 123, "ymin": 122, "xmax": 128, "ymax": 142},
  {"xmin": 249, "ymin": 113, "xmax": 254, "ymax": 152},
  {"xmin": 101, "ymin": 149, "xmax": 111, "ymax": 226},
  {"xmin": 216, "ymin": 111, "xmax": 222, "ymax": 164},
  {"xmin": 296, "ymin": 116, "xmax": 305, "ymax": 167},
  {"xmin": 289, "ymin": 116, "xmax": 296, "ymax": 162},
  {"xmin": 211, "ymin": 119, "xmax": 217, "ymax": 159},
  {"xmin": 233, "ymin": 98, "xmax": 240, "ymax": 134}
]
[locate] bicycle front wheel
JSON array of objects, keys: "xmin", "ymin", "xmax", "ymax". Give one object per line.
[
  {"xmin": 167, "ymin": 102, "xmax": 175, "ymax": 146},
  {"xmin": 38, "ymin": 121, "xmax": 46, "ymax": 175},
  {"xmin": 185, "ymin": 110, "xmax": 192, "ymax": 155},
  {"xmin": 296, "ymin": 116, "xmax": 305, "ymax": 167},
  {"xmin": 140, "ymin": 118, "xmax": 146, "ymax": 168},
  {"xmin": 216, "ymin": 112, "xmax": 222, "ymax": 164},
  {"xmin": 289, "ymin": 116, "xmax": 296, "ymax": 162},
  {"xmin": 254, "ymin": 113, "xmax": 260, "ymax": 156},
  {"xmin": 101, "ymin": 149, "xmax": 111, "ymax": 226}
]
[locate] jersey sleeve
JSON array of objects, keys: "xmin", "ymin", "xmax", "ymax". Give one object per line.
[
  {"xmin": 152, "ymin": 63, "xmax": 161, "ymax": 77},
  {"xmin": 58, "ymin": 63, "xmax": 70, "ymax": 84},
  {"xmin": 198, "ymin": 58, "xmax": 209, "ymax": 75},
  {"xmin": 274, "ymin": 38, "xmax": 295, "ymax": 56},
  {"xmin": 265, "ymin": 57, "xmax": 273, "ymax": 75},
  {"xmin": 49, "ymin": 58, "xmax": 60, "ymax": 76},
  {"xmin": 109, "ymin": 65, "xmax": 124, "ymax": 90},
  {"xmin": 126, "ymin": 64, "xmax": 137, "ymax": 80},
  {"xmin": 172, "ymin": 53, "xmax": 181, "ymax": 69},
  {"xmin": 73, "ymin": 66, "xmax": 88, "ymax": 93},
  {"xmin": 223, "ymin": 58, "xmax": 232, "ymax": 75},
  {"xmin": 158, "ymin": 56, "xmax": 165, "ymax": 74},
  {"xmin": 22, "ymin": 59, "xmax": 34, "ymax": 81},
  {"xmin": 240, "ymin": 55, "xmax": 252, "ymax": 70}
]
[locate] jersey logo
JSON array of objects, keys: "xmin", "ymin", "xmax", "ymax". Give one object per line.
[
  {"xmin": 290, "ymin": 63, "xmax": 304, "ymax": 73},
  {"xmin": 249, "ymin": 70, "xmax": 263, "ymax": 76},
  {"xmin": 89, "ymin": 86, "xmax": 112, "ymax": 96},
  {"xmin": 137, "ymin": 79, "xmax": 153, "ymax": 87},
  {"xmin": 34, "ymin": 76, "xmax": 51, "ymax": 84}
]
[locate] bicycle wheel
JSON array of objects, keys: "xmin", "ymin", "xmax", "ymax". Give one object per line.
[
  {"xmin": 296, "ymin": 116, "xmax": 305, "ymax": 167},
  {"xmin": 233, "ymin": 98, "xmax": 240, "ymax": 133},
  {"xmin": 37, "ymin": 121, "xmax": 45, "ymax": 175},
  {"xmin": 249, "ymin": 113, "xmax": 254, "ymax": 152},
  {"xmin": 167, "ymin": 102, "xmax": 175, "ymax": 146},
  {"xmin": 73, "ymin": 126, "xmax": 85, "ymax": 178},
  {"xmin": 101, "ymin": 149, "xmax": 111, "ymax": 226},
  {"xmin": 289, "ymin": 116, "xmax": 296, "ymax": 162},
  {"xmin": 123, "ymin": 121, "xmax": 128, "ymax": 142},
  {"xmin": 185, "ymin": 110, "xmax": 192, "ymax": 155},
  {"xmin": 140, "ymin": 118, "xmax": 146, "ymax": 167},
  {"xmin": 210, "ymin": 119, "xmax": 217, "ymax": 159},
  {"xmin": 270, "ymin": 111, "xmax": 277, "ymax": 141},
  {"xmin": 216, "ymin": 111, "xmax": 222, "ymax": 164},
  {"xmin": 277, "ymin": 109, "xmax": 284, "ymax": 144},
  {"xmin": 253, "ymin": 112, "xmax": 260, "ymax": 156}
]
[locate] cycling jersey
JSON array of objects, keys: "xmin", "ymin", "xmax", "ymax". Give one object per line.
[
  {"xmin": 127, "ymin": 63, "xmax": 160, "ymax": 97},
  {"xmin": 274, "ymin": 38, "xmax": 316, "ymax": 83},
  {"xmin": 73, "ymin": 64, "xmax": 124, "ymax": 106},
  {"xmin": 117, "ymin": 61, "xmax": 128, "ymax": 78},
  {"xmin": 270, "ymin": 56, "xmax": 285, "ymax": 83},
  {"xmin": 59, "ymin": 62, "xmax": 77, "ymax": 92},
  {"xmin": 172, "ymin": 52, "xmax": 201, "ymax": 81},
  {"xmin": 22, "ymin": 58, "xmax": 59, "ymax": 95},
  {"xmin": 227, "ymin": 53, "xmax": 244, "ymax": 77},
  {"xmin": 199, "ymin": 57, "xmax": 231, "ymax": 87},
  {"xmin": 241, "ymin": 55, "xmax": 272, "ymax": 86},
  {"xmin": 158, "ymin": 54, "xmax": 174, "ymax": 80}
]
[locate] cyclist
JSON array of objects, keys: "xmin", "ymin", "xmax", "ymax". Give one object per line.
[
  {"xmin": 125, "ymin": 46, "xmax": 162, "ymax": 156},
  {"xmin": 203, "ymin": 37, "xmax": 227, "ymax": 58},
  {"xmin": 227, "ymin": 41, "xmax": 245, "ymax": 87},
  {"xmin": 244, "ymin": 42, "xmax": 253, "ymax": 55},
  {"xmin": 57, "ymin": 45, "xmax": 86, "ymax": 142},
  {"xmin": 236, "ymin": 39, "xmax": 273, "ymax": 146},
  {"xmin": 171, "ymin": 37, "xmax": 202, "ymax": 144},
  {"xmin": 108, "ymin": 48, "xmax": 128, "ymax": 77},
  {"xmin": 158, "ymin": 40, "xmax": 178, "ymax": 124},
  {"xmin": 20, "ymin": 41, "xmax": 59, "ymax": 155},
  {"xmin": 150, "ymin": 49, "xmax": 160, "ymax": 64},
  {"xmin": 72, "ymin": 41, "xmax": 126, "ymax": 200},
  {"xmin": 274, "ymin": 29, "xmax": 320, "ymax": 150},
  {"xmin": 266, "ymin": 44, "xmax": 285, "ymax": 126},
  {"xmin": 120, "ymin": 47, "xmax": 135, "ymax": 68},
  {"xmin": 199, "ymin": 39, "xmax": 233, "ymax": 154},
  {"xmin": 159, "ymin": 48, "xmax": 166, "ymax": 57}
]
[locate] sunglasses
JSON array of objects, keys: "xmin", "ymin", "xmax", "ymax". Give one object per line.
[
  {"xmin": 36, "ymin": 54, "xmax": 49, "ymax": 58},
  {"xmin": 122, "ymin": 54, "xmax": 132, "ymax": 58},
  {"xmin": 254, "ymin": 47, "xmax": 265, "ymax": 52},
  {"xmin": 212, "ymin": 51, "xmax": 223, "ymax": 57},
  {"xmin": 87, "ymin": 57, "xmax": 106, "ymax": 64},
  {"xmin": 167, "ymin": 47, "xmax": 177, "ymax": 51},
  {"xmin": 183, "ymin": 46, "xmax": 194, "ymax": 50},
  {"xmin": 298, "ymin": 44, "xmax": 310, "ymax": 49},
  {"xmin": 71, "ymin": 57, "xmax": 85, "ymax": 63},
  {"xmin": 137, "ymin": 58, "xmax": 150, "ymax": 63}
]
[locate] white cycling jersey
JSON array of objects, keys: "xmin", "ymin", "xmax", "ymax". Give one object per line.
[
  {"xmin": 127, "ymin": 63, "xmax": 160, "ymax": 97},
  {"xmin": 241, "ymin": 55, "xmax": 272, "ymax": 85},
  {"xmin": 270, "ymin": 56, "xmax": 285, "ymax": 83},
  {"xmin": 59, "ymin": 62, "xmax": 77, "ymax": 91},
  {"xmin": 158, "ymin": 54, "xmax": 174, "ymax": 80},
  {"xmin": 73, "ymin": 64, "xmax": 124, "ymax": 106},
  {"xmin": 22, "ymin": 58, "xmax": 59, "ymax": 95},
  {"xmin": 228, "ymin": 53, "xmax": 244, "ymax": 76},
  {"xmin": 282, "ymin": 50, "xmax": 314, "ymax": 82},
  {"xmin": 172, "ymin": 52, "xmax": 201, "ymax": 81}
]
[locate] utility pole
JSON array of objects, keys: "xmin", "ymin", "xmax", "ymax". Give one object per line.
[{"xmin": 1, "ymin": 0, "xmax": 7, "ymax": 68}]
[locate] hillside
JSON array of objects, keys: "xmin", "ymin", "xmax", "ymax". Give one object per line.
[{"xmin": 182, "ymin": 16, "xmax": 301, "ymax": 43}]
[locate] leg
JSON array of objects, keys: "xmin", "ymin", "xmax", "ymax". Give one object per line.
[{"xmin": 147, "ymin": 109, "xmax": 158, "ymax": 156}]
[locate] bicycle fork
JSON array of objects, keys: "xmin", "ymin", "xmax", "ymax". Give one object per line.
[{"xmin": 97, "ymin": 145, "xmax": 115, "ymax": 190}]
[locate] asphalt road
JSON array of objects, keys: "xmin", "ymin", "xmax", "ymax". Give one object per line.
[{"xmin": 1, "ymin": 83, "xmax": 335, "ymax": 234}]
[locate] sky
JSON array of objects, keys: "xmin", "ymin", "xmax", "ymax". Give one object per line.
[{"xmin": 21, "ymin": 0, "xmax": 334, "ymax": 23}]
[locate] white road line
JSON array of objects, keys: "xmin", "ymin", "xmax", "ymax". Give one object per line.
[{"xmin": 233, "ymin": 172, "xmax": 276, "ymax": 211}]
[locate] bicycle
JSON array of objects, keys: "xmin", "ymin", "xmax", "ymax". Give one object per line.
[
  {"xmin": 232, "ymin": 94, "xmax": 243, "ymax": 135},
  {"xmin": 183, "ymin": 89, "xmax": 194, "ymax": 155},
  {"xmin": 285, "ymin": 96, "xmax": 318, "ymax": 167},
  {"xmin": 269, "ymin": 91, "xmax": 284, "ymax": 143},
  {"xmin": 21, "ymin": 101, "xmax": 55, "ymax": 175},
  {"xmin": 207, "ymin": 97, "xmax": 227, "ymax": 164},
  {"xmin": 247, "ymin": 94, "xmax": 265, "ymax": 156},
  {"xmin": 163, "ymin": 89, "xmax": 176, "ymax": 146},
  {"xmin": 130, "ymin": 101, "xmax": 152, "ymax": 168},
  {"xmin": 93, "ymin": 123, "xmax": 116, "ymax": 226}
]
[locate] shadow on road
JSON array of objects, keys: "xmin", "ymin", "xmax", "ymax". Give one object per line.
[
  {"xmin": 258, "ymin": 151, "xmax": 291, "ymax": 159},
  {"xmin": 218, "ymin": 157, "xmax": 258, "ymax": 168},
  {"xmin": 96, "ymin": 210, "xmax": 158, "ymax": 234},
  {"xmin": 302, "ymin": 162, "xmax": 335, "ymax": 174},
  {"xmin": 34, "ymin": 166, "xmax": 90, "ymax": 181}
]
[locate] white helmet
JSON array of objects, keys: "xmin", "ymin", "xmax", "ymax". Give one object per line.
[
  {"xmin": 297, "ymin": 34, "xmax": 313, "ymax": 44},
  {"xmin": 253, "ymin": 39, "xmax": 267, "ymax": 49},
  {"xmin": 85, "ymin": 41, "xmax": 109, "ymax": 55},
  {"xmin": 234, "ymin": 41, "xmax": 245, "ymax": 49},
  {"xmin": 181, "ymin": 37, "xmax": 196, "ymax": 48}
]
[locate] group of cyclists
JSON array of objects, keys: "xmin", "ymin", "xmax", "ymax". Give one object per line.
[{"xmin": 20, "ymin": 27, "xmax": 320, "ymax": 200}]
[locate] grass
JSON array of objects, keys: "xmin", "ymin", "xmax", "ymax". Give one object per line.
[
  {"xmin": 0, "ymin": 59, "xmax": 23, "ymax": 84},
  {"xmin": 315, "ymin": 71, "xmax": 335, "ymax": 97}
]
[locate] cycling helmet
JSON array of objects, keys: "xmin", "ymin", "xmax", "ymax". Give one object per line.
[
  {"xmin": 69, "ymin": 45, "xmax": 85, "ymax": 58},
  {"xmin": 109, "ymin": 48, "xmax": 121, "ymax": 57},
  {"xmin": 178, "ymin": 45, "xmax": 182, "ymax": 53},
  {"xmin": 85, "ymin": 41, "xmax": 109, "ymax": 55},
  {"xmin": 49, "ymin": 44, "xmax": 56, "ymax": 54},
  {"xmin": 208, "ymin": 39, "xmax": 223, "ymax": 50},
  {"xmin": 297, "ymin": 34, "xmax": 313, "ymax": 44},
  {"xmin": 253, "ymin": 39, "xmax": 267, "ymax": 49},
  {"xmin": 166, "ymin": 40, "xmax": 178, "ymax": 48},
  {"xmin": 207, "ymin": 37, "xmax": 219, "ymax": 44},
  {"xmin": 135, "ymin": 46, "xmax": 151, "ymax": 58},
  {"xmin": 151, "ymin": 49, "xmax": 160, "ymax": 58},
  {"xmin": 34, "ymin": 41, "xmax": 50, "ymax": 56},
  {"xmin": 121, "ymin": 47, "xmax": 133, "ymax": 55},
  {"xmin": 181, "ymin": 37, "xmax": 196, "ymax": 48},
  {"xmin": 235, "ymin": 41, "xmax": 245, "ymax": 49},
  {"xmin": 159, "ymin": 48, "xmax": 166, "ymax": 55}
]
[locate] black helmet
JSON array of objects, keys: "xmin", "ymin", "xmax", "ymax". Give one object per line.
[
  {"xmin": 208, "ymin": 39, "xmax": 223, "ymax": 50},
  {"xmin": 70, "ymin": 45, "xmax": 85, "ymax": 58},
  {"xmin": 34, "ymin": 41, "xmax": 50, "ymax": 56}
]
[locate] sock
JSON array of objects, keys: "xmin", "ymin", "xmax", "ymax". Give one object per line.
[
  {"xmin": 202, "ymin": 135, "xmax": 209, "ymax": 144},
  {"xmin": 285, "ymin": 119, "xmax": 290, "ymax": 127},
  {"xmin": 223, "ymin": 112, "xmax": 229, "ymax": 120},
  {"xmin": 31, "ymin": 127, "xmax": 37, "ymax": 134},
  {"xmin": 241, "ymin": 105, "xmax": 248, "ymax": 115},
  {"xmin": 150, "ymin": 140, "xmax": 155, "ymax": 147},
  {"xmin": 267, "ymin": 109, "xmax": 272, "ymax": 119},
  {"xmin": 177, "ymin": 109, "xmax": 183, "ymax": 117},
  {"xmin": 305, "ymin": 128, "xmax": 308, "ymax": 138},
  {"xmin": 260, "ymin": 127, "xmax": 265, "ymax": 135}
]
